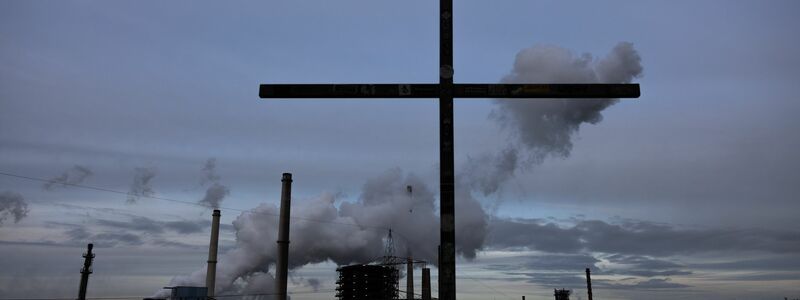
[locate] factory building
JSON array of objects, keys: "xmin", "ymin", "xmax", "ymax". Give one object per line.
[
  {"xmin": 554, "ymin": 288, "xmax": 571, "ymax": 300},
  {"xmin": 163, "ymin": 286, "xmax": 208, "ymax": 300},
  {"xmin": 336, "ymin": 264, "xmax": 399, "ymax": 300}
]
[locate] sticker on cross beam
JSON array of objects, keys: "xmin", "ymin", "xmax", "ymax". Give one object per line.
[{"xmin": 399, "ymin": 84, "xmax": 411, "ymax": 96}]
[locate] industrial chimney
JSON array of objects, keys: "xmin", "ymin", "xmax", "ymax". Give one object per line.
[
  {"xmin": 421, "ymin": 268, "xmax": 431, "ymax": 300},
  {"xmin": 407, "ymin": 257, "xmax": 414, "ymax": 300},
  {"xmin": 275, "ymin": 173, "xmax": 293, "ymax": 300},
  {"xmin": 585, "ymin": 268, "xmax": 593, "ymax": 300},
  {"xmin": 77, "ymin": 243, "xmax": 94, "ymax": 300},
  {"xmin": 206, "ymin": 209, "xmax": 221, "ymax": 298}
]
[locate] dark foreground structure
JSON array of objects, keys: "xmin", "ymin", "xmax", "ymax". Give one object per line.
[
  {"xmin": 336, "ymin": 264, "xmax": 399, "ymax": 300},
  {"xmin": 554, "ymin": 289, "xmax": 571, "ymax": 300}
]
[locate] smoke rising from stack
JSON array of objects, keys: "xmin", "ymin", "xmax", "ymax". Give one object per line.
[
  {"xmin": 463, "ymin": 42, "xmax": 643, "ymax": 195},
  {"xmin": 127, "ymin": 167, "xmax": 156, "ymax": 203},
  {"xmin": 0, "ymin": 191, "xmax": 29, "ymax": 225},
  {"xmin": 199, "ymin": 158, "xmax": 230, "ymax": 209},
  {"xmin": 43, "ymin": 165, "xmax": 93, "ymax": 190},
  {"xmin": 162, "ymin": 169, "xmax": 488, "ymax": 295}
]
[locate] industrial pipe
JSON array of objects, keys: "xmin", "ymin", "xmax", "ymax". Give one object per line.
[
  {"xmin": 407, "ymin": 257, "xmax": 414, "ymax": 300},
  {"xmin": 275, "ymin": 173, "xmax": 293, "ymax": 300},
  {"xmin": 586, "ymin": 268, "xmax": 593, "ymax": 300},
  {"xmin": 422, "ymin": 267, "xmax": 431, "ymax": 300},
  {"xmin": 206, "ymin": 209, "xmax": 221, "ymax": 298}
]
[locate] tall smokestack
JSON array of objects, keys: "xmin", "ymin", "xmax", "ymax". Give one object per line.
[
  {"xmin": 77, "ymin": 243, "xmax": 94, "ymax": 300},
  {"xmin": 422, "ymin": 268, "xmax": 431, "ymax": 300},
  {"xmin": 407, "ymin": 257, "xmax": 414, "ymax": 300},
  {"xmin": 206, "ymin": 209, "xmax": 221, "ymax": 298},
  {"xmin": 585, "ymin": 268, "xmax": 593, "ymax": 300},
  {"xmin": 275, "ymin": 173, "xmax": 292, "ymax": 300}
]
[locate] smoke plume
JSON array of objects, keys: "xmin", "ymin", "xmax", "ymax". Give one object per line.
[
  {"xmin": 127, "ymin": 167, "xmax": 156, "ymax": 203},
  {"xmin": 162, "ymin": 169, "xmax": 488, "ymax": 295},
  {"xmin": 0, "ymin": 191, "xmax": 29, "ymax": 225},
  {"xmin": 463, "ymin": 42, "xmax": 643, "ymax": 195},
  {"xmin": 43, "ymin": 165, "xmax": 93, "ymax": 190},
  {"xmin": 198, "ymin": 158, "xmax": 230, "ymax": 209}
]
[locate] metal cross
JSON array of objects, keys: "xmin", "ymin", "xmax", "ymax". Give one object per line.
[{"xmin": 259, "ymin": 1, "xmax": 640, "ymax": 299}]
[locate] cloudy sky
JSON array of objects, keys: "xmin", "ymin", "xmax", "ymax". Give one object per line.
[{"xmin": 2, "ymin": 0, "xmax": 799, "ymax": 299}]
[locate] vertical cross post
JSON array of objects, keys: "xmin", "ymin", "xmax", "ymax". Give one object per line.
[{"xmin": 438, "ymin": 0, "xmax": 456, "ymax": 300}]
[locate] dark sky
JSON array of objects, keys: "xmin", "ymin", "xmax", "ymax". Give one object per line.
[{"xmin": 1, "ymin": 1, "xmax": 799, "ymax": 299}]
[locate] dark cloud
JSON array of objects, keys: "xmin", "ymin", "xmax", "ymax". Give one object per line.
[
  {"xmin": 487, "ymin": 218, "xmax": 583, "ymax": 252},
  {"xmin": 95, "ymin": 217, "xmax": 165, "ymax": 234},
  {"xmin": 601, "ymin": 254, "xmax": 691, "ymax": 277},
  {"xmin": 65, "ymin": 227, "xmax": 91, "ymax": 240},
  {"xmin": 576, "ymin": 220, "xmax": 800, "ymax": 256},
  {"xmin": 92, "ymin": 232, "xmax": 143, "ymax": 246},
  {"xmin": 486, "ymin": 218, "xmax": 800, "ymax": 256},
  {"xmin": 506, "ymin": 272, "xmax": 585, "ymax": 288},
  {"xmin": 691, "ymin": 256, "xmax": 800, "ymax": 271},
  {"xmin": 487, "ymin": 254, "xmax": 689, "ymax": 279},
  {"xmin": 603, "ymin": 278, "xmax": 690, "ymax": 290},
  {"xmin": 165, "ymin": 220, "xmax": 207, "ymax": 234},
  {"xmin": 305, "ymin": 278, "xmax": 322, "ymax": 292},
  {"xmin": 0, "ymin": 191, "xmax": 29, "ymax": 225},
  {"xmin": 128, "ymin": 167, "xmax": 157, "ymax": 203},
  {"xmin": 151, "ymin": 239, "xmax": 203, "ymax": 250},
  {"xmin": 508, "ymin": 272, "xmax": 689, "ymax": 290},
  {"xmin": 94, "ymin": 216, "xmax": 208, "ymax": 234},
  {"xmin": 64, "ymin": 225, "xmax": 145, "ymax": 248},
  {"xmin": 612, "ymin": 269, "xmax": 692, "ymax": 277},
  {"xmin": 523, "ymin": 254, "xmax": 600, "ymax": 271},
  {"xmin": 43, "ymin": 165, "xmax": 93, "ymax": 190},
  {"xmin": 718, "ymin": 272, "xmax": 800, "ymax": 282},
  {"xmin": 604, "ymin": 254, "xmax": 683, "ymax": 270}
]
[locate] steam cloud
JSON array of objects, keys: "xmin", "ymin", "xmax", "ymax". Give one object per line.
[
  {"xmin": 0, "ymin": 191, "xmax": 29, "ymax": 225},
  {"xmin": 127, "ymin": 167, "xmax": 156, "ymax": 203},
  {"xmin": 162, "ymin": 169, "xmax": 488, "ymax": 295},
  {"xmin": 463, "ymin": 42, "xmax": 643, "ymax": 195},
  {"xmin": 198, "ymin": 158, "xmax": 230, "ymax": 209},
  {"xmin": 43, "ymin": 165, "xmax": 93, "ymax": 190}
]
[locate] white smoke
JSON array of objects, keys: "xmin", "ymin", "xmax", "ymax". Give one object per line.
[
  {"xmin": 162, "ymin": 169, "xmax": 488, "ymax": 295},
  {"xmin": 463, "ymin": 42, "xmax": 644, "ymax": 195},
  {"xmin": 198, "ymin": 158, "xmax": 230, "ymax": 209},
  {"xmin": 0, "ymin": 191, "xmax": 29, "ymax": 225}
]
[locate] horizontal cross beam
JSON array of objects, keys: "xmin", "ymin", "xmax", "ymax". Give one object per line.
[{"xmin": 259, "ymin": 83, "xmax": 640, "ymax": 99}]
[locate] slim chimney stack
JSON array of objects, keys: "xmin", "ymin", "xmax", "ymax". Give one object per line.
[
  {"xmin": 422, "ymin": 268, "xmax": 431, "ymax": 300},
  {"xmin": 77, "ymin": 243, "xmax": 94, "ymax": 300},
  {"xmin": 206, "ymin": 209, "xmax": 221, "ymax": 298},
  {"xmin": 276, "ymin": 173, "xmax": 293, "ymax": 300},
  {"xmin": 585, "ymin": 268, "xmax": 593, "ymax": 300},
  {"xmin": 407, "ymin": 257, "xmax": 414, "ymax": 300}
]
